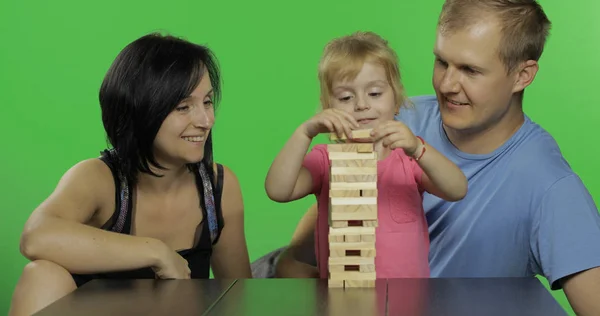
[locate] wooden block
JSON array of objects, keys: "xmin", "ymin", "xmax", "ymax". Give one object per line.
[
  {"xmin": 330, "ymin": 182, "xmax": 377, "ymax": 190},
  {"xmin": 345, "ymin": 280, "xmax": 376, "ymax": 288},
  {"xmin": 328, "ymin": 279, "xmax": 345, "ymax": 288},
  {"xmin": 328, "ymin": 240, "xmax": 377, "ymax": 258},
  {"xmin": 329, "ymin": 129, "xmax": 373, "ymax": 141},
  {"xmin": 329, "ymin": 234, "xmax": 375, "ymax": 243},
  {"xmin": 331, "ymin": 174, "xmax": 377, "ymax": 183},
  {"xmin": 328, "ymin": 226, "xmax": 376, "ymax": 235},
  {"xmin": 330, "ymin": 197, "xmax": 377, "ymax": 206},
  {"xmin": 329, "ymin": 189, "xmax": 377, "ymax": 198},
  {"xmin": 328, "ymin": 262, "xmax": 375, "ymax": 271},
  {"xmin": 351, "ymin": 129, "xmax": 373, "ymax": 139},
  {"xmin": 359, "ymin": 189, "xmax": 378, "ymax": 197},
  {"xmin": 328, "ymin": 265, "xmax": 346, "ymax": 272},
  {"xmin": 328, "ymin": 226, "xmax": 376, "ymax": 243},
  {"xmin": 328, "ymin": 152, "xmax": 377, "ymax": 161},
  {"xmin": 328, "ymin": 234, "xmax": 345, "ymax": 242},
  {"xmin": 329, "ymin": 256, "xmax": 375, "ymax": 266},
  {"xmin": 329, "ymin": 189, "xmax": 361, "ymax": 198},
  {"xmin": 330, "ymin": 204, "xmax": 377, "ymax": 213},
  {"xmin": 329, "ymin": 271, "xmax": 376, "ymax": 280},
  {"xmin": 361, "ymin": 234, "xmax": 375, "ymax": 242},
  {"xmin": 330, "ymin": 167, "xmax": 377, "ymax": 175},
  {"xmin": 360, "ymin": 248, "xmax": 376, "ymax": 257},
  {"xmin": 330, "ymin": 203, "xmax": 377, "ymax": 215},
  {"xmin": 330, "ymin": 210, "xmax": 377, "ymax": 221},
  {"xmin": 330, "ymin": 203, "xmax": 377, "ymax": 221},
  {"xmin": 328, "ymin": 264, "xmax": 375, "ymax": 273},
  {"xmin": 330, "ymin": 220, "xmax": 378, "ymax": 228},
  {"xmin": 331, "ymin": 159, "xmax": 377, "ymax": 168},
  {"xmin": 330, "ymin": 248, "xmax": 376, "ymax": 258},
  {"xmin": 329, "ymin": 248, "xmax": 350, "ymax": 257},
  {"xmin": 330, "ymin": 220, "xmax": 348, "ymax": 228},
  {"xmin": 328, "ymin": 233, "xmax": 376, "ymax": 244},
  {"xmin": 327, "ymin": 143, "xmax": 373, "ymax": 153},
  {"xmin": 329, "ymin": 241, "xmax": 375, "ymax": 252},
  {"xmin": 344, "ymin": 234, "xmax": 361, "ymax": 242},
  {"xmin": 360, "ymin": 264, "xmax": 375, "ymax": 272},
  {"xmin": 363, "ymin": 220, "xmax": 378, "ymax": 227}
]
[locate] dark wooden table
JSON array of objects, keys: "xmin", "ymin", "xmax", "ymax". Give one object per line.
[
  {"xmin": 385, "ymin": 278, "xmax": 567, "ymax": 316},
  {"xmin": 34, "ymin": 278, "xmax": 567, "ymax": 316},
  {"xmin": 34, "ymin": 278, "xmax": 236, "ymax": 316}
]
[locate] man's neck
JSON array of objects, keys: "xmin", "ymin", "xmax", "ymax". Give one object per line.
[{"xmin": 443, "ymin": 104, "xmax": 525, "ymax": 155}]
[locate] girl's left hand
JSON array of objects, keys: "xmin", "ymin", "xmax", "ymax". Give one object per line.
[{"xmin": 370, "ymin": 121, "xmax": 421, "ymax": 157}]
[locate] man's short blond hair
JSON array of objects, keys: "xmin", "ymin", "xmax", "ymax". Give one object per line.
[{"xmin": 438, "ymin": 0, "xmax": 551, "ymax": 73}]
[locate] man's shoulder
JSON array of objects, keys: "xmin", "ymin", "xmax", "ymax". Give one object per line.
[
  {"xmin": 408, "ymin": 94, "xmax": 439, "ymax": 106},
  {"xmin": 512, "ymin": 119, "xmax": 571, "ymax": 171},
  {"xmin": 402, "ymin": 95, "xmax": 440, "ymax": 116},
  {"xmin": 498, "ymin": 118, "xmax": 578, "ymax": 193},
  {"xmin": 396, "ymin": 95, "xmax": 440, "ymax": 135}
]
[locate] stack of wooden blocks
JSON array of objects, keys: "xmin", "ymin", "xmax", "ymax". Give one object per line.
[{"xmin": 326, "ymin": 128, "xmax": 378, "ymax": 288}]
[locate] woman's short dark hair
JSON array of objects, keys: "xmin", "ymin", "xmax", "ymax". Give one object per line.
[{"xmin": 99, "ymin": 32, "xmax": 221, "ymax": 184}]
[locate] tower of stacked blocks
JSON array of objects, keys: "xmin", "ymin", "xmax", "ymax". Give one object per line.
[{"xmin": 326, "ymin": 128, "xmax": 377, "ymax": 288}]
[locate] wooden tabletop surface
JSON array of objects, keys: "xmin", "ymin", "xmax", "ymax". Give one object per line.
[{"xmin": 34, "ymin": 277, "xmax": 567, "ymax": 316}]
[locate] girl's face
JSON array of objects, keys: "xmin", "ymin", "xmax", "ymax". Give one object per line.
[
  {"xmin": 153, "ymin": 72, "xmax": 215, "ymax": 167},
  {"xmin": 329, "ymin": 61, "xmax": 398, "ymax": 129}
]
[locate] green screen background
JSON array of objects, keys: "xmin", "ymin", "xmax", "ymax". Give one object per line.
[{"xmin": 1, "ymin": 0, "xmax": 598, "ymax": 314}]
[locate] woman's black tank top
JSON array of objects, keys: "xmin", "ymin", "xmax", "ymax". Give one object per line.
[{"xmin": 71, "ymin": 149, "xmax": 225, "ymax": 287}]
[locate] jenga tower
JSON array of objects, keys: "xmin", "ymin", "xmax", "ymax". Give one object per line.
[{"xmin": 326, "ymin": 129, "xmax": 377, "ymax": 288}]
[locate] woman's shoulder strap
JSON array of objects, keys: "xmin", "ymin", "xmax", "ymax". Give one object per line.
[
  {"xmin": 198, "ymin": 162, "xmax": 225, "ymax": 245},
  {"xmin": 98, "ymin": 149, "xmax": 131, "ymax": 233}
]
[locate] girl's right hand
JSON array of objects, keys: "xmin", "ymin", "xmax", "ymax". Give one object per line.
[{"xmin": 301, "ymin": 108, "xmax": 360, "ymax": 139}]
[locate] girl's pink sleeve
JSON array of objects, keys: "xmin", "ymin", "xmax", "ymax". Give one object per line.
[
  {"xmin": 411, "ymin": 157, "xmax": 425, "ymax": 195},
  {"xmin": 301, "ymin": 144, "xmax": 329, "ymax": 195}
]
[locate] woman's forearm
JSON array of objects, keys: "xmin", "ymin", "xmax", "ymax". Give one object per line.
[{"xmin": 20, "ymin": 214, "xmax": 167, "ymax": 274}]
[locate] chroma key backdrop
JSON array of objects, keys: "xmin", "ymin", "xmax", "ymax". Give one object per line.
[{"xmin": 1, "ymin": 1, "xmax": 598, "ymax": 315}]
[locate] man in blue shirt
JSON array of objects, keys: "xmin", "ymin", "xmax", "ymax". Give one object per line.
[{"xmin": 268, "ymin": 0, "xmax": 600, "ymax": 314}]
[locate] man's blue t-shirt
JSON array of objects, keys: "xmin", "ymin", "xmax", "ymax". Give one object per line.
[{"xmin": 397, "ymin": 95, "xmax": 600, "ymax": 289}]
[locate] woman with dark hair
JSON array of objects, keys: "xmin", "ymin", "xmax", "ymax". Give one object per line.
[{"xmin": 9, "ymin": 33, "xmax": 252, "ymax": 316}]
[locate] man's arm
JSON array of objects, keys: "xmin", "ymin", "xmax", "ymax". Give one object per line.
[
  {"xmin": 561, "ymin": 267, "xmax": 600, "ymax": 316},
  {"xmin": 531, "ymin": 174, "xmax": 600, "ymax": 315}
]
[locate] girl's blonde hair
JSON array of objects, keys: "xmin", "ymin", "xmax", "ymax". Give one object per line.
[{"xmin": 317, "ymin": 31, "xmax": 408, "ymax": 111}]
